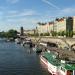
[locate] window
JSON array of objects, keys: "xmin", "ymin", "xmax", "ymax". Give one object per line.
[{"xmin": 61, "ymin": 67, "xmax": 65, "ymax": 72}]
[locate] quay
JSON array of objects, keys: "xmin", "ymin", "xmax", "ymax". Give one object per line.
[
  {"xmin": 27, "ymin": 36, "xmax": 75, "ymax": 75},
  {"xmin": 15, "ymin": 35, "xmax": 75, "ymax": 75},
  {"xmin": 15, "ymin": 36, "xmax": 75, "ymax": 60},
  {"xmin": 18, "ymin": 36, "xmax": 75, "ymax": 59}
]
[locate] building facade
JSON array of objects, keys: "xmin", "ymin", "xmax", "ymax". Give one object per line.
[
  {"xmin": 20, "ymin": 27, "xmax": 24, "ymax": 36},
  {"xmin": 24, "ymin": 30, "xmax": 35, "ymax": 35},
  {"xmin": 37, "ymin": 16, "xmax": 74, "ymax": 37},
  {"xmin": 54, "ymin": 18, "xmax": 66, "ymax": 32},
  {"xmin": 73, "ymin": 16, "xmax": 75, "ymax": 32},
  {"xmin": 37, "ymin": 24, "xmax": 48, "ymax": 34},
  {"xmin": 54, "ymin": 17, "xmax": 73, "ymax": 37},
  {"xmin": 37, "ymin": 22, "xmax": 53, "ymax": 34}
]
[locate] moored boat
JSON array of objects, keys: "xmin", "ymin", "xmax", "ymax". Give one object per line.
[
  {"xmin": 40, "ymin": 51, "xmax": 75, "ymax": 75},
  {"xmin": 36, "ymin": 46, "xmax": 42, "ymax": 53},
  {"xmin": 15, "ymin": 38, "xmax": 21, "ymax": 44}
]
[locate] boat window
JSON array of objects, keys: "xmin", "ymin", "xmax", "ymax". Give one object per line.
[
  {"xmin": 61, "ymin": 67, "xmax": 65, "ymax": 72},
  {"xmin": 67, "ymin": 70, "xmax": 73, "ymax": 75},
  {"xmin": 43, "ymin": 56, "xmax": 48, "ymax": 60},
  {"xmin": 47, "ymin": 42, "xmax": 58, "ymax": 47}
]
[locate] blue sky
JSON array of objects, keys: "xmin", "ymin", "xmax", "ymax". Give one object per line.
[{"xmin": 0, "ymin": 0, "xmax": 75, "ymax": 31}]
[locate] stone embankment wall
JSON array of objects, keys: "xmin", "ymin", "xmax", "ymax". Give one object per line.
[{"xmin": 29, "ymin": 37, "xmax": 75, "ymax": 48}]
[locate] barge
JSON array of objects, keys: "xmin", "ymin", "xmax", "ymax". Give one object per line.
[{"xmin": 40, "ymin": 51, "xmax": 75, "ymax": 75}]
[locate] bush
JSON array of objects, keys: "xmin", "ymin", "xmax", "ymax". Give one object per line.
[
  {"xmin": 0, "ymin": 29, "xmax": 18, "ymax": 38},
  {"xmin": 43, "ymin": 33, "xmax": 50, "ymax": 36}
]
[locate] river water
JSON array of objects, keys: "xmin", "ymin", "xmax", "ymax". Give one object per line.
[{"xmin": 0, "ymin": 40, "xmax": 50, "ymax": 75}]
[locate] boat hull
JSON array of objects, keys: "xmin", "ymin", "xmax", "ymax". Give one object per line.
[{"xmin": 40, "ymin": 56, "xmax": 58, "ymax": 75}]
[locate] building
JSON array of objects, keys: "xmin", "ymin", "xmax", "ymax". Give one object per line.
[
  {"xmin": 48, "ymin": 22, "xmax": 54, "ymax": 35},
  {"xmin": 37, "ymin": 22, "xmax": 53, "ymax": 34},
  {"xmin": 37, "ymin": 23, "xmax": 48, "ymax": 34},
  {"xmin": 37, "ymin": 16, "xmax": 75, "ymax": 37},
  {"xmin": 24, "ymin": 29, "xmax": 35, "ymax": 35},
  {"xmin": 73, "ymin": 16, "xmax": 75, "ymax": 32},
  {"xmin": 54, "ymin": 18, "xmax": 66, "ymax": 32},
  {"xmin": 66, "ymin": 17, "xmax": 73, "ymax": 37},
  {"xmin": 54, "ymin": 17, "xmax": 73, "ymax": 37}
]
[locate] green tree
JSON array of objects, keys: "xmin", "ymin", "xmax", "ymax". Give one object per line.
[
  {"xmin": 51, "ymin": 31, "xmax": 57, "ymax": 37},
  {"xmin": 58, "ymin": 31, "xmax": 66, "ymax": 37},
  {"xmin": 6, "ymin": 29, "xmax": 18, "ymax": 38},
  {"xmin": 0, "ymin": 31, "xmax": 6, "ymax": 38},
  {"xmin": 73, "ymin": 31, "xmax": 75, "ymax": 35},
  {"xmin": 40, "ymin": 33, "xmax": 43, "ymax": 36},
  {"xmin": 66, "ymin": 30, "xmax": 69, "ymax": 37},
  {"xmin": 0, "ymin": 29, "xmax": 18, "ymax": 38},
  {"xmin": 69, "ymin": 31, "xmax": 73, "ymax": 37},
  {"xmin": 43, "ymin": 32, "xmax": 50, "ymax": 36},
  {"xmin": 66, "ymin": 30, "xmax": 73, "ymax": 37}
]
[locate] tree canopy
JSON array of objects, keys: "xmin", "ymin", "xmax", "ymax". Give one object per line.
[{"xmin": 0, "ymin": 29, "xmax": 18, "ymax": 38}]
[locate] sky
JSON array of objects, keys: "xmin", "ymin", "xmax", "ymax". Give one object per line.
[{"xmin": 0, "ymin": 0, "xmax": 75, "ymax": 31}]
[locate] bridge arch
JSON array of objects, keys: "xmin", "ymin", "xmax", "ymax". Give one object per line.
[{"xmin": 71, "ymin": 44, "xmax": 75, "ymax": 48}]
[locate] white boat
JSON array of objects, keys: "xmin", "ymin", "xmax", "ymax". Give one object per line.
[{"xmin": 40, "ymin": 51, "xmax": 75, "ymax": 75}]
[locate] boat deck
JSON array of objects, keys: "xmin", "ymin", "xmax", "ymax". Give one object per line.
[
  {"xmin": 41, "ymin": 44, "xmax": 75, "ymax": 61},
  {"xmin": 43, "ymin": 52, "xmax": 75, "ymax": 70}
]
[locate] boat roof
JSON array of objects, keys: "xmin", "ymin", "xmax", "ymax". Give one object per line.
[
  {"xmin": 64, "ymin": 64, "xmax": 75, "ymax": 70},
  {"xmin": 43, "ymin": 52, "xmax": 60, "ymax": 66}
]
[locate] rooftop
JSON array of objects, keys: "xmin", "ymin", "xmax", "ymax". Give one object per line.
[{"xmin": 43, "ymin": 52, "xmax": 60, "ymax": 66}]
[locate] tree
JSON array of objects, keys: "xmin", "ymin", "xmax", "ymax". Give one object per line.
[
  {"xmin": 43, "ymin": 32, "xmax": 50, "ymax": 36},
  {"xmin": 66, "ymin": 30, "xmax": 69, "ymax": 37},
  {"xmin": 69, "ymin": 31, "xmax": 73, "ymax": 37},
  {"xmin": 58, "ymin": 31, "xmax": 66, "ymax": 37},
  {"xmin": 73, "ymin": 31, "xmax": 75, "ymax": 35},
  {"xmin": 0, "ymin": 31, "xmax": 6, "ymax": 38},
  {"xmin": 7, "ymin": 29, "xmax": 18, "ymax": 38},
  {"xmin": 57, "ymin": 32, "xmax": 61, "ymax": 36},
  {"xmin": 61, "ymin": 31, "xmax": 65, "ymax": 36},
  {"xmin": 66, "ymin": 30, "xmax": 73, "ymax": 37},
  {"xmin": 51, "ymin": 31, "xmax": 57, "ymax": 37},
  {"xmin": 37, "ymin": 22, "xmax": 47, "ymax": 25}
]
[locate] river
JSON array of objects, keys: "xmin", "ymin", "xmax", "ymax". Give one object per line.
[{"xmin": 0, "ymin": 40, "xmax": 50, "ymax": 75}]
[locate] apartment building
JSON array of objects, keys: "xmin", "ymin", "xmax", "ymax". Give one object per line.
[
  {"xmin": 37, "ymin": 23, "xmax": 49, "ymax": 34},
  {"xmin": 54, "ymin": 17, "xmax": 73, "ymax": 37},
  {"xmin": 49, "ymin": 22, "xmax": 54, "ymax": 32},
  {"xmin": 37, "ymin": 16, "xmax": 74, "ymax": 37},
  {"xmin": 24, "ymin": 30, "xmax": 35, "ymax": 35},
  {"xmin": 37, "ymin": 22, "xmax": 54, "ymax": 34},
  {"xmin": 54, "ymin": 18, "xmax": 66, "ymax": 32},
  {"xmin": 73, "ymin": 16, "xmax": 75, "ymax": 32}
]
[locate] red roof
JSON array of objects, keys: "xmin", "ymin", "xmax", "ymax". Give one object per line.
[
  {"xmin": 56, "ymin": 18, "xmax": 64, "ymax": 22},
  {"xmin": 49, "ymin": 22, "xmax": 54, "ymax": 25}
]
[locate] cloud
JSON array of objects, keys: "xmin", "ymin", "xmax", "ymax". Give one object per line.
[
  {"xmin": 0, "ymin": 9, "xmax": 40, "ymax": 31},
  {"xmin": 62, "ymin": 8, "xmax": 75, "ymax": 14},
  {"xmin": 1, "ymin": 17, "xmax": 39, "ymax": 31},
  {"xmin": 0, "ymin": 8, "xmax": 40, "ymax": 31},
  {"xmin": 7, "ymin": 10, "xmax": 18, "ymax": 14},
  {"xmin": 42, "ymin": 0, "xmax": 60, "ymax": 10},
  {"xmin": 5, "ymin": 10, "xmax": 39, "ymax": 18},
  {"xmin": 6, "ymin": 15, "xmax": 39, "ymax": 25},
  {"xmin": 44, "ymin": 7, "xmax": 75, "ymax": 18},
  {"xmin": 6, "ymin": 0, "xmax": 20, "ymax": 4},
  {"xmin": 19, "ymin": 10, "xmax": 37, "ymax": 16},
  {"xmin": 58, "ymin": 7, "xmax": 75, "ymax": 16}
]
